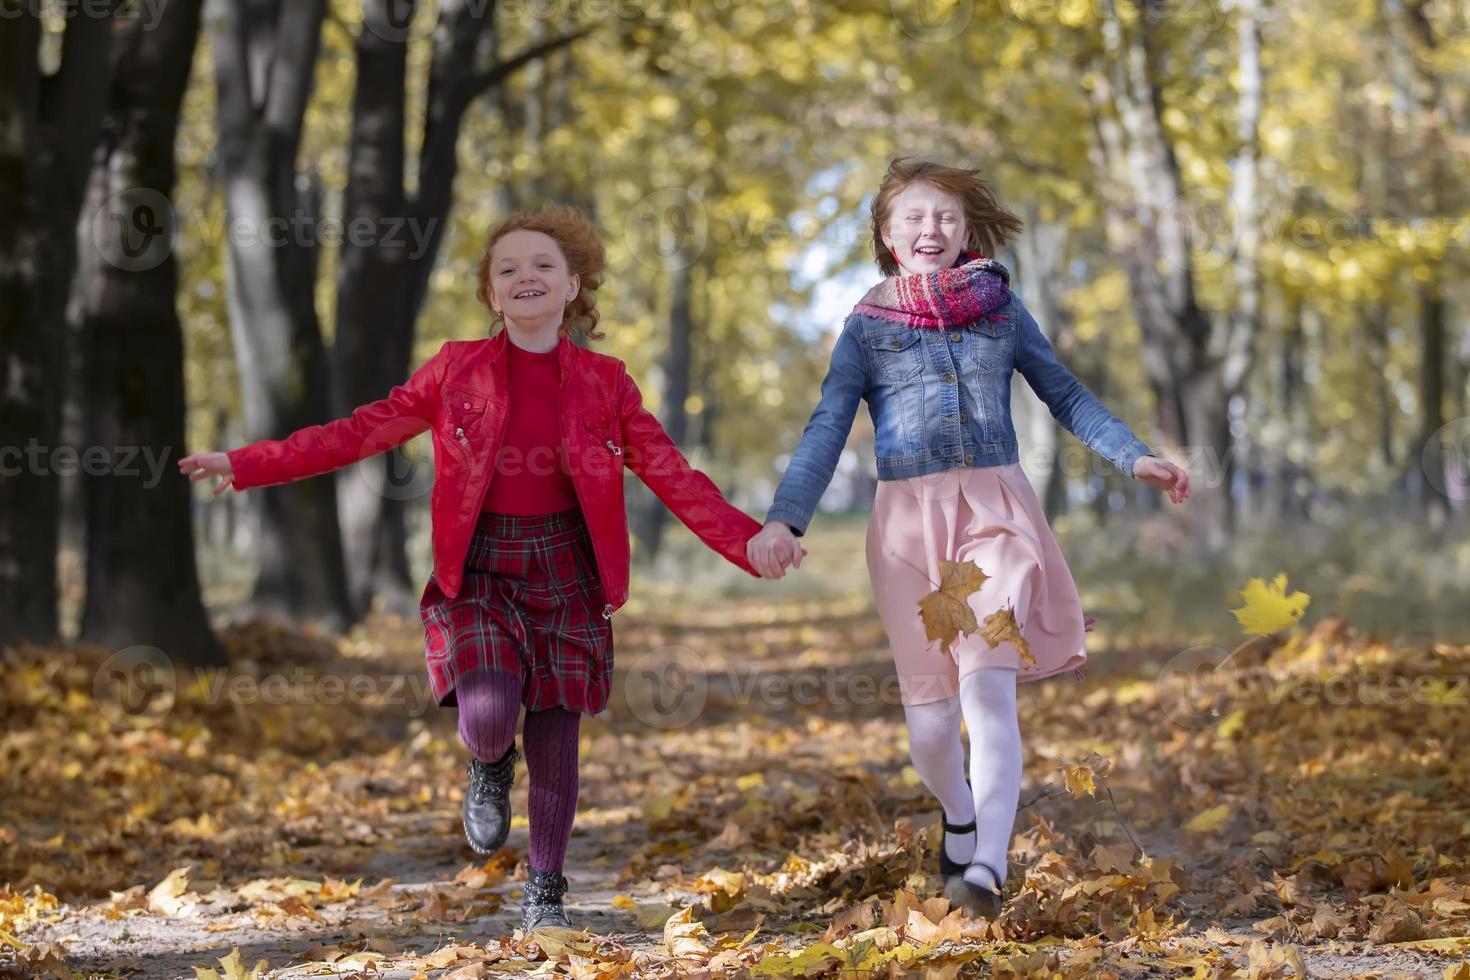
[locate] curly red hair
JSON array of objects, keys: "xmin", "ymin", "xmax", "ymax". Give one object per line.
[
  {"xmin": 870, "ymin": 157, "xmax": 1024, "ymax": 277},
  {"xmin": 475, "ymin": 204, "xmax": 607, "ymax": 341}
]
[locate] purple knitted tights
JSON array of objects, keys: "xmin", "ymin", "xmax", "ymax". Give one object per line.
[{"xmin": 455, "ymin": 669, "xmax": 580, "ymax": 873}]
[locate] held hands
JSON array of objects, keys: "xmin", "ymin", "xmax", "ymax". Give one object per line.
[
  {"xmin": 1132, "ymin": 455, "xmax": 1191, "ymax": 504},
  {"xmin": 178, "ymin": 451, "xmax": 236, "ymax": 496},
  {"xmin": 747, "ymin": 521, "xmax": 807, "ymax": 580}
]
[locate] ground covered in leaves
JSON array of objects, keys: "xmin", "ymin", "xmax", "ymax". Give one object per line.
[{"xmin": 3, "ymin": 590, "xmax": 1469, "ymax": 978}]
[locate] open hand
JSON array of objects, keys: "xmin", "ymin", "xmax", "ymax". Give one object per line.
[
  {"xmin": 178, "ymin": 451, "xmax": 236, "ymax": 496},
  {"xmin": 1132, "ymin": 455, "xmax": 1190, "ymax": 504},
  {"xmin": 747, "ymin": 521, "xmax": 807, "ymax": 580}
]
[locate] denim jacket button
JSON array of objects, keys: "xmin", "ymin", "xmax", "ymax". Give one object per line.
[
  {"xmin": 949, "ymin": 332, "xmax": 960, "ymax": 341},
  {"xmin": 943, "ymin": 372, "xmax": 955, "ymax": 384},
  {"xmin": 965, "ymin": 454, "xmax": 973, "ymax": 463},
  {"xmin": 959, "ymin": 413, "xmax": 967, "ymax": 422}
]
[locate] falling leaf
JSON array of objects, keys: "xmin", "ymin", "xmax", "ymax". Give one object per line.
[
  {"xmin": 979, "ymin": 606, "xmax": 1036, "ymax": 667},
  {"xmin": 1063, "ymin": 763, "xmax": 1097, "ymax": 799},
  {"xmin": 917, "ymin": 560, "xmax": 989, "ymax": 653},
  {"xmin": 1230, "ymin": 573, "xmax": 1310, "ymax": 634}
]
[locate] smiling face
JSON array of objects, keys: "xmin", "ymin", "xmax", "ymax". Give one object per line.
[
  {"xmin": 486, "ymin": 229, "xmax": 580, "ymax": 332},
  {"xmin": 880, "ymin": 181, "xmax": 969, "ymax": 276}
]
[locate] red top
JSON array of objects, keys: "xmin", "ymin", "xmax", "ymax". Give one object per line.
[{"xmin": 479, "ymin": 340, "xmax": 580, "ymax": 515}]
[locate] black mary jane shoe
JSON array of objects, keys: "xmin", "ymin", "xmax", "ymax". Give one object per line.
[
  {"xmin": 463, "ymin": 743, "xmax": 520, "ymax": 855},
  {"xmin": 938, "ymin": 815, "xmax": 977, "ymax": 881},
  {"xmin": 521, "ymin": 866, "xmax": 572, "ymax": 931},
  {"xmin": 938, "ymin": 778, "xmax": 976, "ymax": 882},
  {"xmin": 943, "ymin": 860, "xmax": 1005, "ymax": 919}
]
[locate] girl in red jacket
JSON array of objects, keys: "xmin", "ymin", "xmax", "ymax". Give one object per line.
[{"xmin": 180, "ymin": 204, "xmax": 796, "ymax": 932}]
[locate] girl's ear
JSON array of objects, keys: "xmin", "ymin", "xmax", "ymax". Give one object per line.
[{"xmin": 567, "ymin": 272, "xmax": 580, "ymax": 304}]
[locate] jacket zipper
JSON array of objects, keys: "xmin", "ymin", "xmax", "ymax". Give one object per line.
[{"xmin": 561, "ymin": 363, "xmax": 619, "ymax": 619}]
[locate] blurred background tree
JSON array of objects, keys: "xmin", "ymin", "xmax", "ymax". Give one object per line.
[{"xmin": 2, "ymin": 0, "xmax": 1466, "ymax": 651}]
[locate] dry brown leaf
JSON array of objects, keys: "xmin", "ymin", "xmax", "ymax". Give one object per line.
[
  {"xmin": 662, "ymin": 905, "xmax": 713, "ymax": 961},
  {"xmin": 978, "ymin": 606, "xmax": 1036, "ymax": 667},
  {"xmin": 147, "ymin": 867, "xmax": 195, "ymax": 917},
  {"xmin": 917, "ymin": 560, "xmax": 989, "ymax": 653}
]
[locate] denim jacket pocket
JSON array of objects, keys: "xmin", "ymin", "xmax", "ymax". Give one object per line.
[
  {"xmin": 968, "ymin": 313, "xmax": 1016, "ymax": 371},
  {"xmin": 865, "ymin": 329, "xmax": 924, "ymax": 385}
]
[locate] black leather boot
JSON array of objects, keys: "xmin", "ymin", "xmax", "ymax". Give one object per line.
[
  {"xmin": 463, "ymin": 743, "xmax": 519, "ymax": 855},
  {"xmin": 521, "ymin": 866, "xmax": 571, "ymax": 931}
]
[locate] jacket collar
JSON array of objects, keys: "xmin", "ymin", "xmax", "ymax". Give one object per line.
[{"xmin": 480, "ymin": 328, "xmax": 599, "ymax": 415}]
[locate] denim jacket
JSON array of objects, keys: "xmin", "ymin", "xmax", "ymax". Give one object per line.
[{"xmin": 765, "ymin": 291, "xmax": 1153, "ymax": 536}]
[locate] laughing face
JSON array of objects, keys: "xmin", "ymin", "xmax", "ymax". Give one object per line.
[
  {"xmin": 880, "ymin": 182, "xmax": 969, "ymax": 276},
  {"xmin": 486, "ymin": 229, "xmax": 580, "ymax": 332}
]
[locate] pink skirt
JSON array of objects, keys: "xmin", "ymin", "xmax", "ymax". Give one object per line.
[{"xmin": 865, "ymin": 463, "xmax": 1087, "ymax": 706}]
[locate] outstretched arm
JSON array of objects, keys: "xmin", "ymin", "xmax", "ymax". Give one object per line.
[
  {"xmin": 214, "ymin": 341, "xmax": 450, "ymax": 491},
  {"xmin": 1013, "ymin": 300, "xmax": 1154, "ymax": 478},
  {"xmin": 762, "ymin": 315, "xmax": 868, "ymax": 537},
  {"xmin": 617, "ymin": 366, "xmax": 764, "ymax": 577}
]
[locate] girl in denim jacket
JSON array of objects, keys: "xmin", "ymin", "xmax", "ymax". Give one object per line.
[{"xmin": 747, "ymin": 158, "xmax": 1190, "ymax": 917}]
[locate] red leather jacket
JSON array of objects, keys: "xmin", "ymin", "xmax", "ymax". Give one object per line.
[{"xmin": 227, "ymin": 330, "xmax": 762, "ymax": 615}]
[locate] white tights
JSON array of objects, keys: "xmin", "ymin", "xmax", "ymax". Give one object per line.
[{"xmin": 903, "ymin": 666, "xmax": 1021, "ymax": 890}]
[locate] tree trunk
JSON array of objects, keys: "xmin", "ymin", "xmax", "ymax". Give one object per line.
[
  {"xmin": 1273, "ymin": 300, "xmax": 1311, "ymax": 524},
  {"xmin": 1393, "ymin": 0, "xmax": 1454, "ymax": 525},
  {"xmin": 1082, "ymin": 0, "xmax": 1264, "ymax": 552},
  {"xmin": 1011, "ymin": 206, "xmax": 1067, "ymax": 518},
  {"xmin": 209, "ymin": 0, "xmax": 355, "ymax": 629},
  {"xmin": 0, "ymin": 3, "xmax": 119, "ymax": 648},
  {"xmin": 330, "ymin": 0, "xmax": 588, "ymax": 613},
  {"xmin": 633, "ymin": 252, "xmax": 695, "ymax": 561},
  {"xmin": 1415, "ymin": 282, "xmax": 1449, "ymax": 525},
  {"xmin": 331, "ymin": 0, "xmax": 417, "ymax": 615},
  {"xmin": 76, "ymin": 0, "xmax": 224, "ymax": 665}
]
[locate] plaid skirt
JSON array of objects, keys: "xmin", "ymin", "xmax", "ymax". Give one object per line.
[{"xmin": 419, "ymin": 508, "xmax": 614, "ymax": 715}]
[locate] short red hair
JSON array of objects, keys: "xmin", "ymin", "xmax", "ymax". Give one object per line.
[{"xmin": 475, "ymin": 204, "xmax": 607, "ymax": 341}]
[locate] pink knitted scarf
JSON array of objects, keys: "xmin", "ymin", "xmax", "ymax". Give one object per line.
[{"xmin": 853, "ymin": 250, "xmax": 1012, "ymax": 329}]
